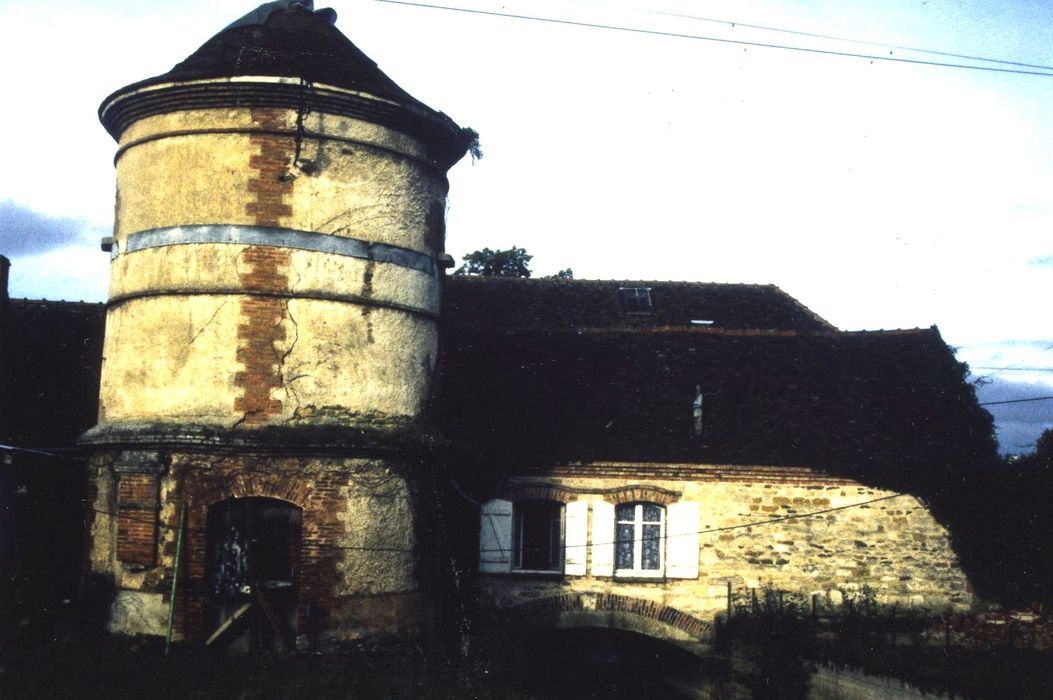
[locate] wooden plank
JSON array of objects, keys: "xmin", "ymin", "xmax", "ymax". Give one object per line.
[
  {"xmin": 253, "ymin": 587, "xmax": 295, "ymax": 651},
  {"xmin": 205, "ymin": 602, "xmax": 253, "ymax": 646}
]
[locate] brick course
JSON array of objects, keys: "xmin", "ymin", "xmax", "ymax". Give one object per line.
[
  {"xmin": 507, "ymin": 592, "xmax": 713, "ymax": 641},
  {"xmin": 232, "ymin": 108, "xmax": 297, "ymax": 425}
]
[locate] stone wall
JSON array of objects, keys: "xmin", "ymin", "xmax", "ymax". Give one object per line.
[
  {"xmin": 89, "ymin": 451, "xmax": 424, "ymax": 644},
  {"xmin": 479, "ymin": 462, "xmax": 972, "ymax": 644}
]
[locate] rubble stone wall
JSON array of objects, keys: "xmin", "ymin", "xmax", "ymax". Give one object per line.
[{"xmin": 480, "ymin": 463, "xmax": 972, "ymax": 645}]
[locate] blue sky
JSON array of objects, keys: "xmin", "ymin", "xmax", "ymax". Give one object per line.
[{"xmin": 1, "ymin": 0, "xmax": 1050, "ymax": 453}]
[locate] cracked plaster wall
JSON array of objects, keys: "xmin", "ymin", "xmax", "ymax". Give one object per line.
[
  {"xmin": 97, "ymin": 105, "xmax": 447, "ymax": 428},
  {"xmin": 98, "ymin": 294, "xmax": 436, "ymax": 424}
]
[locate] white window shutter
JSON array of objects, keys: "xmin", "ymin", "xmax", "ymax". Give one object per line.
[
  {"xmin": 665, "ymin": 501, "xmax": 700, "ymax": 579},
  {"xmin": 564, "ymin": 500, "xmax": 588, "ymax": 576},
  {"xmin": 591, "ymin": 500, "xmax": 615, "ymax": 577},
  {"xmin": 479, "ymin": 499, "xmax": 513, "ymax": 574}
]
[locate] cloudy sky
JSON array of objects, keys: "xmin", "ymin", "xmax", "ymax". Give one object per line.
[{"xmin": 1, "ymin": 0, "xmax": 1050, "ymax": 453}]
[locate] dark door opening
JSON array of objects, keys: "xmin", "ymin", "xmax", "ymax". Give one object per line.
[
  {"xmin": 508, "ymin": 628, "xmax": 706, "ymax": 699},
  {"xmin": 205, "ymin": 497, "xmax": 302, "ymax": 652}
]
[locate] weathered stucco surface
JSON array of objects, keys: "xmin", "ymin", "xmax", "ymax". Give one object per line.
[
  {"xmin": 99, "ymin": 296, "xmax": 436, "ymax": 424},
  {"xmin": 112, "ymin": 105, "xmax": 445, "ymax": 249},
  {"xmin": 109, "ymin": 246, "xmax": 438, "ymax": 311},
  {"xmin": 480, "ymin": 464, "xmax": 972, "ymax": 643},
  {"xmin": 110, "ymin": 591, "xmax": 168, "ymax": 636},
  {"xmin": 97, "ymin": 101, "xmax": 448, "ymax": 430}
]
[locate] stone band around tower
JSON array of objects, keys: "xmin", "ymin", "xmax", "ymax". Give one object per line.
[{"xmin": 122, "ymin": 225, "xmax": 438, "ymax": 276}]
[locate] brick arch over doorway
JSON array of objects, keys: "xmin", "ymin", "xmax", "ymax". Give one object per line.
[
  {"xmin": 502, "ymin": 593, "xmax": 714, "ymax": 649},
  {"xmin": 160, "ymin": 457, "xmax": 349, "ymax": 642}
]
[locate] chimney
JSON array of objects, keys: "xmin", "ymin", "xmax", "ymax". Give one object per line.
[{"xmin": 0, "ymin": 255, "xmax": 9, "ymax": 309}]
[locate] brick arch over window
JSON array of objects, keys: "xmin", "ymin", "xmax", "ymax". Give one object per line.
[
  {"xmin": 503, "ymin": 593, "xmax": 713, "ymax": 646},
  {"xmin": 499, "ymin": 484, "xmax": 579, "ymax": 503},
  {"xmin": 603, "ymin": 485, "xmax": 679, "ymax": 506},
  {"xmin": 495, "ymin": 483, "xmax": 680, "ymax": 505}
]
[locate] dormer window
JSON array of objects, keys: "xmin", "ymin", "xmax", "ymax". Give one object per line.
[
  {"xmin": 619, "ymin": 287, "xmax": 653, "ymax": 313},
  {"xmin": 692, "ymin": 385, "xmax": 704, "ymax": 438}
]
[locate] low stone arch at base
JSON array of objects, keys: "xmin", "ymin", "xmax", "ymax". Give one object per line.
[{"xmin": 501, "ymin": 593, "xmax": 714, "ymax": 655}]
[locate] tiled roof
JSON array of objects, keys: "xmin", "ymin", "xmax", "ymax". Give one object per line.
[
  {"xmin": 0, "ymin": 300, "xmax": 105, "ymax": 447},
  {"xmin": 98, "ymin": 3, "xmax": 472, "ymax": 167},
  {"xmin": 434, "ymin": 323, "xmax": 996, "ymax": 490},
  {"xmin": 443, "ymin": 277, "xmax": 835, "ymax": 332},
  {"xmin": 159, "ymin": 3, "xmax": 420, "ymax": 105}
]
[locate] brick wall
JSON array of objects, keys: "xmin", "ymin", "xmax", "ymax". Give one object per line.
[
  {"xmin": 116, "ymin": 473, "xmax": 159, "ymax": 566},
  {"xmin": 102, "ymin": 453, "xmax": 423, "ymax": 644},
  {"xmin": 232, "ymin": 108, "xmax": 296, "ymax": 425}
]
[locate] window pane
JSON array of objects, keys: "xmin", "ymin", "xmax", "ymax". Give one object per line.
[
  {"xmin": 616, "ymin": 523, "xmax": 635, "ymax": 569},
  {"xmin": 642, "ymin": 524, "xmax": 661, "ymax": 570},
  {"xmin": 616, "ymin": 503, "xmax": 635, "ymax": 522},
  {"xmin": 619, "ymin": 287, "xmax": 653, "ymax": 312},
  {"xmin": 548, "ymin": 507, "xmax": 562, "ymax": 569},
  {"xmin": 643, "ymin": 504, "xmax": 662, "ymax": 522},
  {"xmin": 517, "ymin": 501, "xmax": 562, "ymax": 570}
]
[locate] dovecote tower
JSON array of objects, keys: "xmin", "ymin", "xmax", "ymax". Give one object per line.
[{"xmin": 83, "ymin": 1, "xmax": 472, "ymax": 647}]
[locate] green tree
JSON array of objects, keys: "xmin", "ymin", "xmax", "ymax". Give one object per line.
[
  {"xmin": 454, "ymin": 246, "xmax": 533, "ymax": 277},
  {"xmin": 1034, "ymin": 427, "xmax": 1053, "ymax": 463}
]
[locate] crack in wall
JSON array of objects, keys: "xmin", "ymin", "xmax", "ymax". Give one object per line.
[
  {"xmin": 188, "ymin": 300, "xmax": 229, "ymax": 345},
  {"xmin": 276, "ymin": 298, "xmax": 302, "ymax": 418}
]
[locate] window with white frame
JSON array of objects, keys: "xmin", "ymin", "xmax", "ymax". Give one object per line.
[
  {"xmin": 593, "ymin": 500, "xmax": 699, "ymax": 579},
  {"xmin": 480, "ymin": 496, "xmax": 698, "ymax": 580},
  {"xmin": 615, "ymin": 502, "xmax": 665, "ymax": 576},
  {"xmin": 513, "ymin": 500, "xmax": 563, "ymax": 571},
  {"xmin": 478, "ymin": 498, "xmax": 588, "ymax": 576},
  {"xmin": 619, "ymin": 287, "xmax": 653, "ymax": 313}
]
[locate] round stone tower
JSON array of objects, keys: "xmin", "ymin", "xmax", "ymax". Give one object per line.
[{"xmin": 83, "ymin": 2, "xmax": 472, "ymax": 647}]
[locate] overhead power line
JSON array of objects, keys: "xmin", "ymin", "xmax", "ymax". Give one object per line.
[
  {"xmin": 630, "ymin": 6, "xmax": 1053, "ymax": 72},
  {"xmin": 972, "ymin": 366, "xmax": 1053, "ymax": 372},
  {"xmin": 95, "ymin": 483, "xmax": 908, "ymax": 556},
  {"xmin": 979, "ymin": 395, "xmax": 1053, "ymax": 407},
  {"xmin": 480, "ymin": 492, "xmax": 908, "ymax": 553},
  {"xmin": 374, "ymin": 0, "xmax": 1053, "ymax": 78}
]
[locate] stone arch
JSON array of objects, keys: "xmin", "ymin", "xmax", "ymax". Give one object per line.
[{"xmin": 501, "ymin": 593, "xmax": 714, "ymax": 655}]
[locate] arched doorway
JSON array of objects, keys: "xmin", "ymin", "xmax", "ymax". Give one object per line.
[
  {"xmin": 205, "ymin": 497, "xmax": 302, "ymax": 652},
  {"xmin": 507, "ymin": 627, "xmax": 713, "ymax": 699}
]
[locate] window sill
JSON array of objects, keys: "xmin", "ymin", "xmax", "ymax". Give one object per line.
[
  {"xmin": 613, "ymin": 571, "xmax": 666, "ymax": 582},
  {"xmin": 511, "ymin": 569, "xmax": 565, "ymax": 579}
]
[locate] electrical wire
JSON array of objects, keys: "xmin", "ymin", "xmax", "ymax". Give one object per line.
[
  {"xmin": 373, "ymin": 0, "xmax": 1053, "ymax": 78},
  {"xmin": 979, "ymin": 395, "xmax": 1053, "ymax": 406},
  {"xmin": 86, "ymin": 490, "xmax": 909, "ymax": 556},
  {"xmin": 619, "ymin": 4, "xmax": 1053, "ymax": 72},
  {"xmin": 481, "ymin": 492, "xmax": 908, "ymax": 553}
]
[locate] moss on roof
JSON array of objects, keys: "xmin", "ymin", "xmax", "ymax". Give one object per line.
[{"xmin": 443, "ymin": 277, "xmax": 835, "ymax": 332}]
